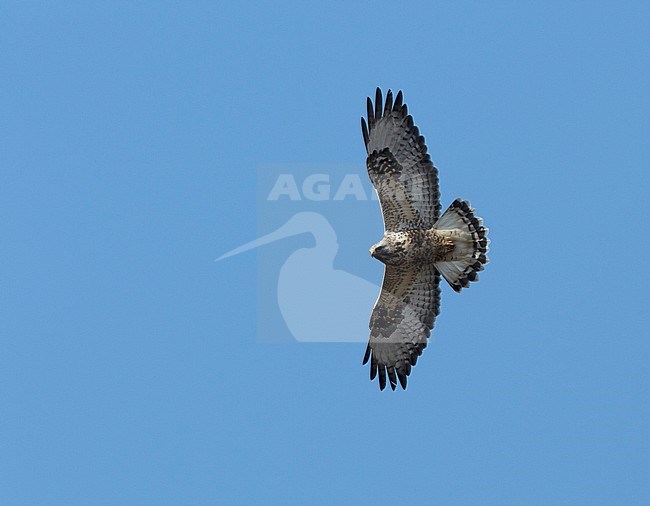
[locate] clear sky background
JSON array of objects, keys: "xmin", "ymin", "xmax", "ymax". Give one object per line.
[{"xmin": 1, "ymin": 1, "xmax": 648, "ymax": 504}]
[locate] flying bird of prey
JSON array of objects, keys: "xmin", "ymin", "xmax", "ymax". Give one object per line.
[{"xmin": 361, "ymin": 88, "xmax": 490, "ymax": 390}]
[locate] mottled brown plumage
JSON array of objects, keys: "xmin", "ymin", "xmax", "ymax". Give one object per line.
[{"xmin": 361, "ymin": 88, "xmax": 490, "ymax": 391}]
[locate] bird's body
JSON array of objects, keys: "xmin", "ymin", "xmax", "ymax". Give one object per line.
[
  {"xmin": 370, "ymin": 229, "xmax": 454, "ymax": 267},
  {"xmin": 361, "ymin": 88, "xmax": 490, "ymax": 390}
]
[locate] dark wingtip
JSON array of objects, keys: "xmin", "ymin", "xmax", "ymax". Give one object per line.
[
  {"xmin": 397, "ymin": 371, "xmax": 408, "ymax": 390},
  {"xmin": 384, "ymin": 90, "xmax": 393, "ymax": 117},
  {"xmin": 378, "ymin": 365, "xmax": 386, "ymax": 391},
  {"xmin": 374, "ymin": 87, "xmax": 382, "ymax": 122},
  {"xmin": 387, "ymin": 367, "xmax": 397, "ymax": 391},
  {"xmin": 362, "ymin": 344, "xmax": 371, "ymax": 365},
  {"xmin": 366, "ymin": 97, "xmax": 375, "ymax": 128},
  {"xmin": 394, "ymin": 90, "xmax": 403, "ymax": 110},
  {"xmin": 361, "ymin": 117, "xmax": 369, "ymax": 147},
  {"xmin": 370, "ymin": 358, "xmax": 378, "ymax": 380}
]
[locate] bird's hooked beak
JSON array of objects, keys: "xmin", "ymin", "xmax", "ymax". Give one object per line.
[{"xmin": 369, "ymin": 244, "xmax": 387, "ymax": 260}]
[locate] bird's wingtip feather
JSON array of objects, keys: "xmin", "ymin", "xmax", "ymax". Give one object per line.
[{"xmin": 362, "ymin": 344, "xmax": 371, "ymax": 365}]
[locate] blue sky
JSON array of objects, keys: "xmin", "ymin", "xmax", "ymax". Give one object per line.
[{"xmin": 1, "ymin": 1, "xmax": 648, "ymax": 504}]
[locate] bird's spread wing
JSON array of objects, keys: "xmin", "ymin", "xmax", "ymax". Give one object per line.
[
  {"xmin": 362, "ymin": 88, "xmax": 441, "ymax": 231},
  {"xmin": 363, "ymin": 264, "xmax": 441, "ymax": 390}
]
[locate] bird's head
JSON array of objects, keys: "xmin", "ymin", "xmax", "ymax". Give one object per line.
[{"xmin": 369, "ymin": 237, "xmax": 402, "ymax": 265}]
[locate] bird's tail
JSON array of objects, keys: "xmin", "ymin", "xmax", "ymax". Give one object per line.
[{"xmin": 434, "ymin": 199, "xmax": 490, "ymax": 292}]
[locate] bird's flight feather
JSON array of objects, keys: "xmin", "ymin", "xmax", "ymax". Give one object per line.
[
  {"xmin": 361, "ymin": 88, "xmax": 441, "ymax": 232},
  {"xmin": 362, "ymin": 88, "xmax": 442, "ymax": 390}
]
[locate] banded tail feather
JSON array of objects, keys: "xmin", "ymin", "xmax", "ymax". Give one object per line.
[{"xmin": 434, "ymin": 199, "xmax": 490, "ymax": 292}]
